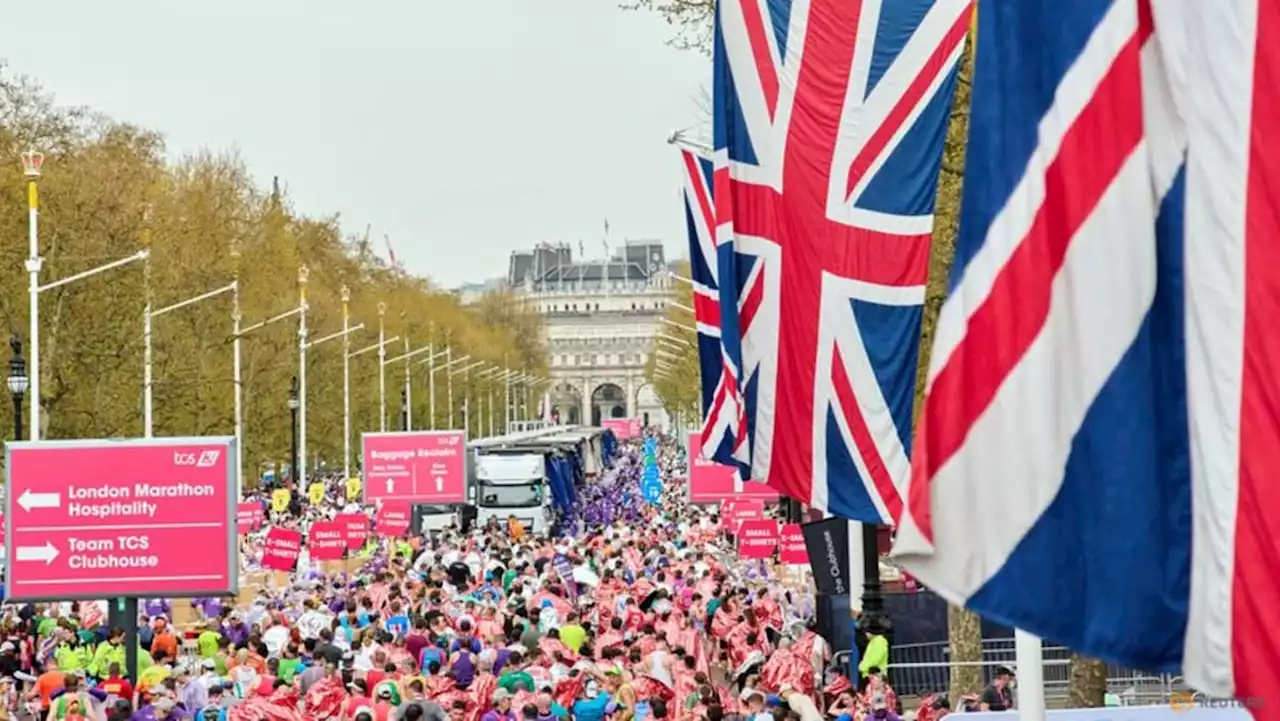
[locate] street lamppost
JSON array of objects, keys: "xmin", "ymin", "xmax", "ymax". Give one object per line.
[
  {"xmin": 22, "ymin": 150, "xmax": 147, "ymax": 440},
  {"xmin": 297, "ymin": 265, "xmax": 309, "ymax": 486},
  {"xmin": 8, "ymin": 334, "xmax": 28, "ymax": 441},
  {"xmin": 288, "ymin": 376, "xmax": 300, "ymax": 485},
  {"xmin": 415, "ymin": 348, "xmax": 449, "ymax": 429}
]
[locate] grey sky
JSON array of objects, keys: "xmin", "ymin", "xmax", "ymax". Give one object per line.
[{"xmin": 3, "ymin": 0, "xmax": 708, "ymax": 288}]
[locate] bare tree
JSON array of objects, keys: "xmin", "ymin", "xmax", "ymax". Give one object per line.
[{"xmin": 622, "ymin": 0, "xmax": 716, "ymax": 53}]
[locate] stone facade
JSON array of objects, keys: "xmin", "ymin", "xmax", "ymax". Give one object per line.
[{"xmin": 508, "ymin": 241, "xmax": 675, "ymax": 429}]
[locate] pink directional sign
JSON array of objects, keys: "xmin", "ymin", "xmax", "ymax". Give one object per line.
[
  {"xmin": 5, "ymin": 437, "xmax": 237, "ymax": 602},
  {"xmin": 688, "ymin": 433, "xmax": 779, "ymax": 503},
  {"xmin": 362, "ymin": 431, "xmax": 467, "ymax": 504},
  {"xmin": 603, "ymin": 418, "xmax": 639, "ymax": 440}
]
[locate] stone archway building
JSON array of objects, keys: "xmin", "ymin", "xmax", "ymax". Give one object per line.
[{"xmin": 506, "ymin": 240, "xmax": 675, "ymax": 430}]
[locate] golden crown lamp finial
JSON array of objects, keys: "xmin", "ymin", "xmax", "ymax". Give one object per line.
[
  {"xmin": 298, "ymin": 264, "xmax": 310, "ymax": 285},
  {"xmin": 377, "ymin": 300, "xmax": 387, "ymax": 317},
  {"xmin": 21, "ymin": 150, "xmax": 44, "ymax": 179},
  {"xmin": 341, "ymin": 284, "xmax": 351, "ymax": 303}
]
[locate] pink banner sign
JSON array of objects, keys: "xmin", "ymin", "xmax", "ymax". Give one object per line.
[
  {"xmin": 336, "ymin": 513, "xmax": 370, "ymax": 550},
  {"xmin": 307, "ymin": 521, "xmax": 346, "ymax": 561},
  {"xmin": 722, "ymin": 498, "xmax": 765, "ymax": 534},
  {"xmin": 738, "ymin": 519, "xmax": 780, "ymax": 559},
  {"xmin": 779, "ymin": 523, "xmax": 809, "ymax": 565},
  {"xmin": 688, "ymin": 433, "xmax": 778, "ymax": 503},
  {"xmin": 262, "ymin": 527, "xmax": 301, "ymax": 571},
  {"xmin": 362, "ymin": 431, "xmax": 467, "ymax": 504},
  {"xmin": 603, "ymin": 418, "xmax": 640, "ymax": 440},
  {"xmin": 5, "ymin": 437, "xmax": 237, "ymax": 601},
  {"xmin": 376, "ymin": 502, "xmax": 412, "ymax": 537},
  {"xmin": 237, "ymin": 502, "xmax": 264, "ymax": 534}
]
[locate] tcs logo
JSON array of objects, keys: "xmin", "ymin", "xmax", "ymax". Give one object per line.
[{"xmin": 174, "ymin": 450, "xmax": 222, "ymax": 467}]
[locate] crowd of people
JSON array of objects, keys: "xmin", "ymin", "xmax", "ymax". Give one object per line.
[{"xmin": 0, "ymin": 431, "xmax": 903, "ymax": 721}]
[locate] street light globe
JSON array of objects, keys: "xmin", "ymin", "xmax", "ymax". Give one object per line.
[
  {"xmin": 287, "ymin": 396, "xmax": 299, "ymax": 411},
  {"xmin": 7, "ymin": 368, "xmax": 28, "ymax": 395},
  {"xmin": 8, "ymin": 335, "xmax": 28, "ymax": 395}
]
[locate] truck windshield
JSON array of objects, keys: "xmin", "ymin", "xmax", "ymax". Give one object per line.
[{"xmin": 478, "ymin": 481, "xmax": 542, "ymax": 508}]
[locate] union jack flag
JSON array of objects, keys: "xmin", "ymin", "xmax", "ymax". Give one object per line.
[
  {"xmin": 682, "ymin": 148, "xmax": 742, "ymax": 464},
  {"xmin": 892, "ymin": 0, "xmax": 1280, "ymax": 703},
  {"xmin": 711, "ymin": 0, "xmax": 971, "ymax": 523}
]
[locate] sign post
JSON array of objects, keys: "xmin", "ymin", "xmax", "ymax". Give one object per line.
[
  {"xmin": 362, "ymin": 430, "xmax": 468, "ymax": 504},
  {"xmin": 5, "ymin": 436, "xmax": 237, "ymax": 682}
]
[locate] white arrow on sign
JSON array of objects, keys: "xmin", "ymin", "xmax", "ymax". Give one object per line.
[
  {"xmin": 16, "ymin": 542, "xmax": 58, "ymax": 564},
  {"xmin": 386, "ymin": 479, "xmax": 395, "ymax": 494},
  {"xmin": 18, "ymin": 490, "xmax": 61, "ymax": 512}
]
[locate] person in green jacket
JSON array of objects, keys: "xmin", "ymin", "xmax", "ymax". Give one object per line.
[
  {"xmin": 197, "ymin": 625, "xmax": 222, "ymax": 658},
  {"xmin": 53, "ymin": 636, "xmax": 89, "ymax": 675},
  {"xmin": 88, "ymin": 628, "xmax": 127, "ymax": 680},
  {"xmin": 858, "ymin": 619, "xmax": 890, "ymax": 679},
  {"xmin": 497, "ymin": 652, "xmax": 535, "ymax": 694}
]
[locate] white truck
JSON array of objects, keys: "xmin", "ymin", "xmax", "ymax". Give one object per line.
[{"xmin": 472, "ymin": 453, "xmax": 551, "ymax": 534}]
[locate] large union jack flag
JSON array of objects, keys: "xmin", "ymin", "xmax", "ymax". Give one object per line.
[
  {"xmin": 710, "ymin": 0, "xmax": 970, "ymax": 523},
  {"xmin": 682, "ymin": 148, "xmax": 745, "ymax": 465}
]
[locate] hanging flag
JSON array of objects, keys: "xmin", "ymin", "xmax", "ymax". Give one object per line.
[
  {"xmin": 711, "ymin": 0, "xmax": 970, "ymax": 522},
  {"xmin": 892, "ymin": 0, "xmax": 1280, "ymax": 703},
  {"xmin": 680, "ymin": 148, "xmax": 741, "ymax": 464}
]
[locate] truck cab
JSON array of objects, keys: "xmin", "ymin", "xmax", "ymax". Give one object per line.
[{"xmin": 466, "ymin": 426, "xmax": 607, "ymax": 536}]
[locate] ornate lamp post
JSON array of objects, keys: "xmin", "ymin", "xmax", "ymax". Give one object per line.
[
  {"xmin": 8, "ymin": 334, "xmax": 29, "ymax": 441},
  {"xmin": 288, "ymin": 376, "xmax": 300, "ymax": 486}
]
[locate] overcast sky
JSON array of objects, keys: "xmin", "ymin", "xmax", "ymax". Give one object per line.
[{"xmin": 3, "ymin": 0, "xmax": 709, "ymax": 288}]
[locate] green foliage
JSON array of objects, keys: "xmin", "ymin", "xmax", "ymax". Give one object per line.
[
  {"xmin": 0, "ymin": 65, "xmax": 545, "ymax": 476},
  {"xmin": 642, "ymin": 260, "xmax": 701, "ymax": 422}
]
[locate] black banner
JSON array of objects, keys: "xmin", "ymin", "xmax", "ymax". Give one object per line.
[{"xmin": 802, "ymin": 517, "xmax": 850, "ymax": 595}]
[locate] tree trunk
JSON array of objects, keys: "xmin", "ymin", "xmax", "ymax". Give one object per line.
[
  {"xmin": 1067, "ymin": 654, "xmax": 1108, "ymax": 708},
  {"xmin": 948, "ymin": 605, "xmax": 984, "ymax": 700}
]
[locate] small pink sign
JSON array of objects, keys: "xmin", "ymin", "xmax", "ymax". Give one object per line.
[
  {"xmin": 336, "ymin": 513, "xmax": 370, "ymax": 550},
  {"xmin": 307, "ymin": 521, "xmax": 346, "ymax": 560},
  {"xmin": 688, "ymin": 433, "xmax": 778, "ymax": 503},
  {"xmin": 261, "ymin": 527, "xmax": 301, "ymax": 571},
  {"xmin": 738, "ymin": 519, "xmax": 780, "ymax": 559},
  {"xmin": 722, "ymin": 498, "xmax": 765, "ymax": 534},
  {"xmin": 376, "ymin": 502, "xmax": 411, "ymax": 537},
  {"xmin": 779, "ymin": 523, "xmax": 808, "ymax": 565},
  {"xmin": 237, "ymin": 502, "xmax": 263, "ymax": 534},
  {"xmin": 362, "ymin": 431, "xmax": 467, "ymax": 504},
  {"xmin": 5, "ymin": 437, "xmax": 236, "ymax": 601},
  {"xmin": 603, "ymin": 418, "xmax": 640, "ymax": 440}
]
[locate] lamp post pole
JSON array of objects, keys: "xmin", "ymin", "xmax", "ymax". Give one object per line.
[
  {"xmin": 23, "ymin": 151, "xmax": 42, "ymax": 440},
  {"xmin": 341, "ymin": 285, "xmax": 351, "ymax": 480},
  {"xmin": 231, "ymin": 240, "xmax": 243, "ymax": 498},
  {"xmin": 22, "ymin": 152, "xmax": 146, "ymax": 441},
  {"xmin": 447, "ymin": 346, "xmax": 454, "ymax": 428},
  {"xmin": 377, "ymin": 302, "xmax": 387, "ymax": 432},
  {"xmin": 9, "ymin": 334, "xmax": 28, "ymax": 441},
  {"xmin": 297, "ymin": 265, "xmax": 310, "ymax": 486},
  {"xmin": 289, "ymin": 377, "xmax": 300, "ymax": 485},
  {"xmin": 403, "ymin": 337, "xmax": 412, "ymax": 431}
]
